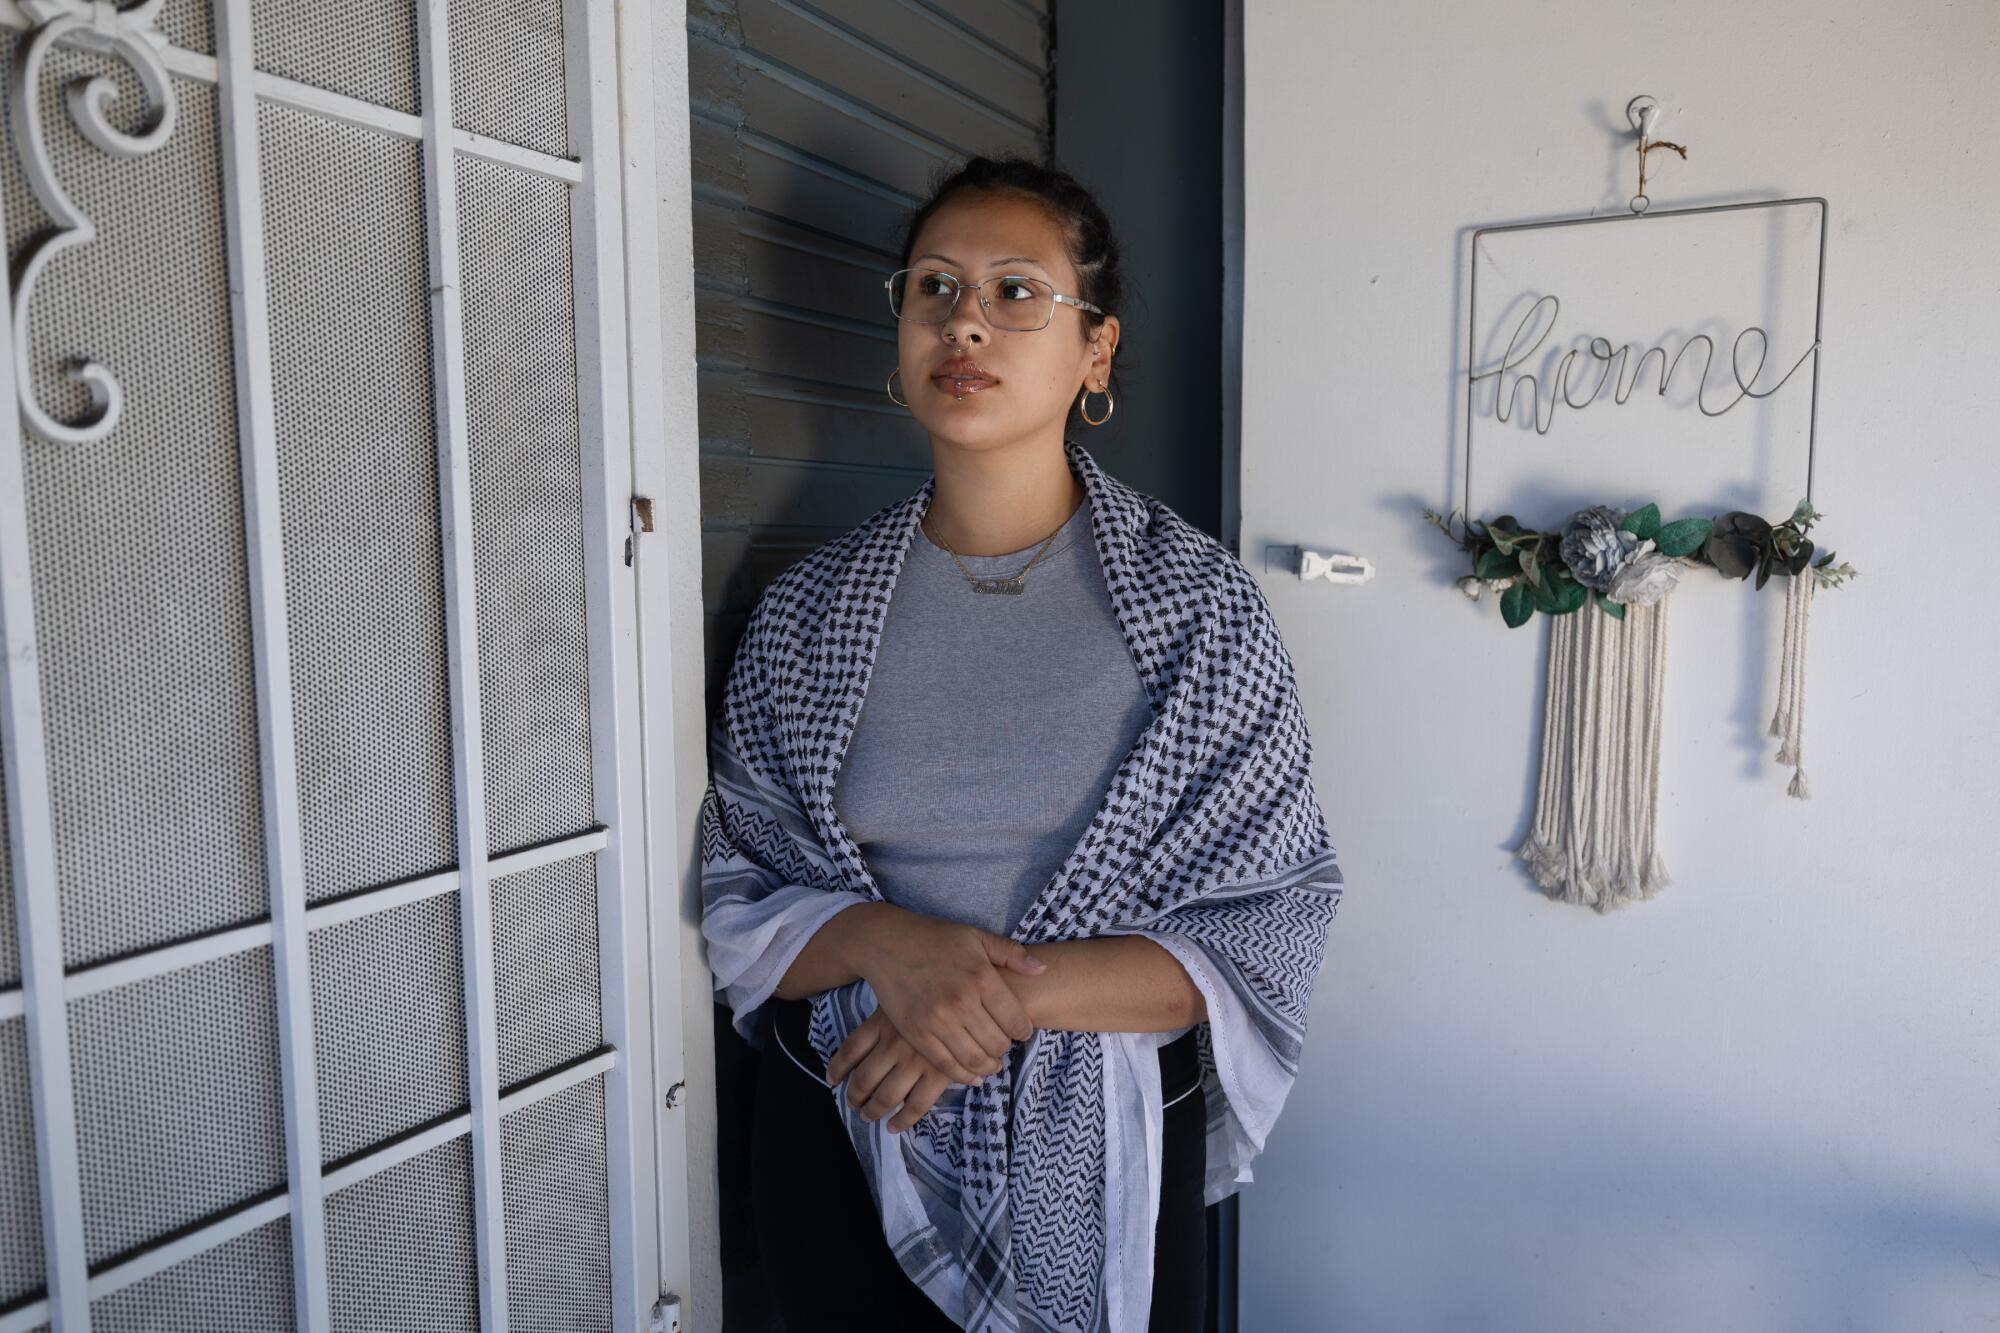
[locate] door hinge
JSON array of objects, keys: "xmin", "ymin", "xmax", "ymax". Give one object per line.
[
  {"xmin": 625, "ymin": 495, "xmax": 655, "ymax": 567},
  {"xmin": 650, "ymin": 1293, "xmax": 683, "ymax": 1333}
]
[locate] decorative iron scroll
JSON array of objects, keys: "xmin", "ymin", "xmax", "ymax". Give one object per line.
[{"xmin": 10, "ymin": 0, "xmax": 178, "ymax": 444}]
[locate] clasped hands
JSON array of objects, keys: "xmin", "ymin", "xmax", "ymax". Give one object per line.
[{"xmin": 820, "ymin": 912, "xmax": 1048, "ymax": 1136}]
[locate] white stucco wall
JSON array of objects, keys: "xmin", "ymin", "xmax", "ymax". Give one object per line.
[{"xmin": 1237, "ymin": 2, "xmax": 1999, "ymax": 1329}]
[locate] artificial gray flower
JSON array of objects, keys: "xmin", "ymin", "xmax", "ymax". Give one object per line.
[
  {"xmin": 1559, "ymin": 505, "xmax": 1641, "ymax": 592},
  {"xmin": 1605, "ymin": 541, "xmax": 1684, "ymax": 605}
]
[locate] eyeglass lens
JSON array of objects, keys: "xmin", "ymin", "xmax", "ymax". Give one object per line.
[{"xmin": 889, "ymin": 268, "xmax": 1055, "ymax": 331}]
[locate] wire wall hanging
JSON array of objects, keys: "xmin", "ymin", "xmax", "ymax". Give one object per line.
[{"xmin": 1425, "ymin": 95, "xmax": 1857, "ymax": 914}]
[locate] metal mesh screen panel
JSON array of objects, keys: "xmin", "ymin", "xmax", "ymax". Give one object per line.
[
  {"xmin": 155, "ymin": 0, "xmax": 215, "ymax": 56},
  {"xmin": 450, "ymin": 0, "xmax": 569, "ymax": 158},
  {"xmin": 0, "ymin": 50, "xmax": 268, "ymax": 969},
  {"xmin": 493, "ymin": 854, "xmax": 602, "ymax": 1089},
  {"xmin": 310, "ymin": 892, "xmax": 468, "ymax": 1164},
  {"xmin": 0, "ymin": 748, "xmax": 15, "ymax": 989},
  {"xmin": 502, "ymin": 1075, "xmax": 612, "ymax": 1332},
  {"xmin": 459, "ymin": 154, "xmax": 594, "ymax": 856},
  {"xmin": 0, "ymin": 1018, "xmax": 43, "ymax": 1308},
  {"xmin": 68, "ymin": 950, "xmax": 286, "ymax": 1265},
  {"xmin": 259, "ymin": 101, "xmax": 457, "ymax": 903},
  {"xmin": 326, "ymin": 1136, "xmax": 479, "ymax": 1332},
  {"xmin": 253, "ymin": 0, "xmax": 419, "ymax": 115},
  {"xmin": 90, "ymin": 1217, "xmax": 293, "ymax": 1331}
]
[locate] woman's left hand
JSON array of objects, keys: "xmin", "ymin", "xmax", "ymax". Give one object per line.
[{"xmin": 825, "ymin": 1008, "xmax": 980, "ymax": 1134}]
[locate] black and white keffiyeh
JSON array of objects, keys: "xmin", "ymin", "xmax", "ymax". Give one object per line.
[{"xmin": 700, "ymin": 439, "xmax": 1344, "ymax": 1332}]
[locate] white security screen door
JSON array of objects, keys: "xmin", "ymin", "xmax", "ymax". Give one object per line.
[{"xmin": 0, "ymin": 0, "xmax": 654, "ymax": 1329}]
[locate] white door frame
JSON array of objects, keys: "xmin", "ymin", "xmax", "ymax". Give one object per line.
[{"xmin": 619, "ymin": 0, "xmax": 721, "ymax": 1326}]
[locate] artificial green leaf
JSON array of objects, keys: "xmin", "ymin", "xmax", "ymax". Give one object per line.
[
  {"xmin": 1596, "ymin": 593, "xmax": 1626, "ymax": 620},
  {"xmin": 1704, "ymin": 526, "xmax": 1757, "ymax": 579},
  {"xmin": 1620, "ymin": 503, "xmax": 1662, "ymax": 542},
  {"xmin": 1714, "ymin": 511, "xmax": 1773, "ymax": 542},
  {"xmin": 1476, "ymin": 547, "xmax": 1516, "ymax": 579},
  {"xmin": 1552, "ymin": 580, "xmax": 1589, "ymax": 613},
  {"xmin": 1500, "ymin": 582, "xmax": 1533, "ymax": 628},
  {"xmin": 1783, "ymin": 538, "xmax": 1814, "ymax": 576},
  {"xmin": 1519, "ymin": 544, "xmax": 1549, "ymax": 590},
  {"xmin": 1655, "ymin": 517, "xmax": 1712, "ymax": 558}
]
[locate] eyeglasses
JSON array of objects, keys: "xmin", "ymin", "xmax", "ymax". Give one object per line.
[{"xmin": 884, "ymin": 267, "xmax": 1104, "ymax": 332}]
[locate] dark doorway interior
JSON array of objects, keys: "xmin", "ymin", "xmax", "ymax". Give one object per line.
[{"xmin": 1053, "ymin": 0, "xmax": 1227, "ymax": 545}]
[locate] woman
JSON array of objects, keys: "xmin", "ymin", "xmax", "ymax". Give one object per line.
[{"xmin": 700, "ymin": 156, "xmax": 1344, "ymax": 1333}]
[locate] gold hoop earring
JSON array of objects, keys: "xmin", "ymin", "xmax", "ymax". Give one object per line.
[
  {"xmin": 887, "ymin": 366, "xmax": 908, "ymax": 407},
  {"xmin": 1078, "ymin": 381, "xmax": 1114, "ymax": 426}
]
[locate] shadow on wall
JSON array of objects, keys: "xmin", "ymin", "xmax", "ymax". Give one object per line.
[{"xmin": 1248, "ymin": 1083, "xmax": 2000, "ymax": 1330}]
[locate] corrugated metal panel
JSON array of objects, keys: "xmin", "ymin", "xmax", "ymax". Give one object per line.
[{"xmin": 687, "ymin": 0, "xmax": 1052, "ymax": 701}]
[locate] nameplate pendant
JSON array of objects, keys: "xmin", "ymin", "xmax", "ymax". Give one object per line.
[{"xmin": 971, "ymin": 576, "xmax": 1026, "ymax": 595}]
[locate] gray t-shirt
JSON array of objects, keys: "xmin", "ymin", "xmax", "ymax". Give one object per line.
[{"xmin": 832, "ymin": 495, "xmax": 1154, "ymax": 940}]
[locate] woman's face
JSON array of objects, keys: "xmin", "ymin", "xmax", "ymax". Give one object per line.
[{"xmin": 896, "ymin": 190, "xmax": 1117, "ymax": 457}]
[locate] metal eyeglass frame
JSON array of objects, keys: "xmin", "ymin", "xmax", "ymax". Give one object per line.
[{"xmin": 883, "ymin": 267, "xmax": 1104, "ymax": 332}]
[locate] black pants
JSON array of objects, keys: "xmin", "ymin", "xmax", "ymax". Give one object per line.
[{"xmin": 751, "ymin": 995, "xmax": 1209, "ymax": 1332}]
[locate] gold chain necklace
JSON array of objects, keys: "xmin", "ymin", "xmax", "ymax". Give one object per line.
[{"xmin": 922, "ymin": 504, "xmax": 1067, "ymax": 595}]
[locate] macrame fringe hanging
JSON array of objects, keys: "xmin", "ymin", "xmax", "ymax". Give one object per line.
[
  {"xmin": 1516, "ymin": 591, "xmax": 1674, "ymax": 912},
  {"xmin": 1769, "ymin": 570, "xmax": 1815, "ymax": 799}
]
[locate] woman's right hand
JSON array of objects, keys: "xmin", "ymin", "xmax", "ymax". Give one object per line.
[{"xmin": 849, "ymin": 905, "xmax": 1045, "ymax": 1085}]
